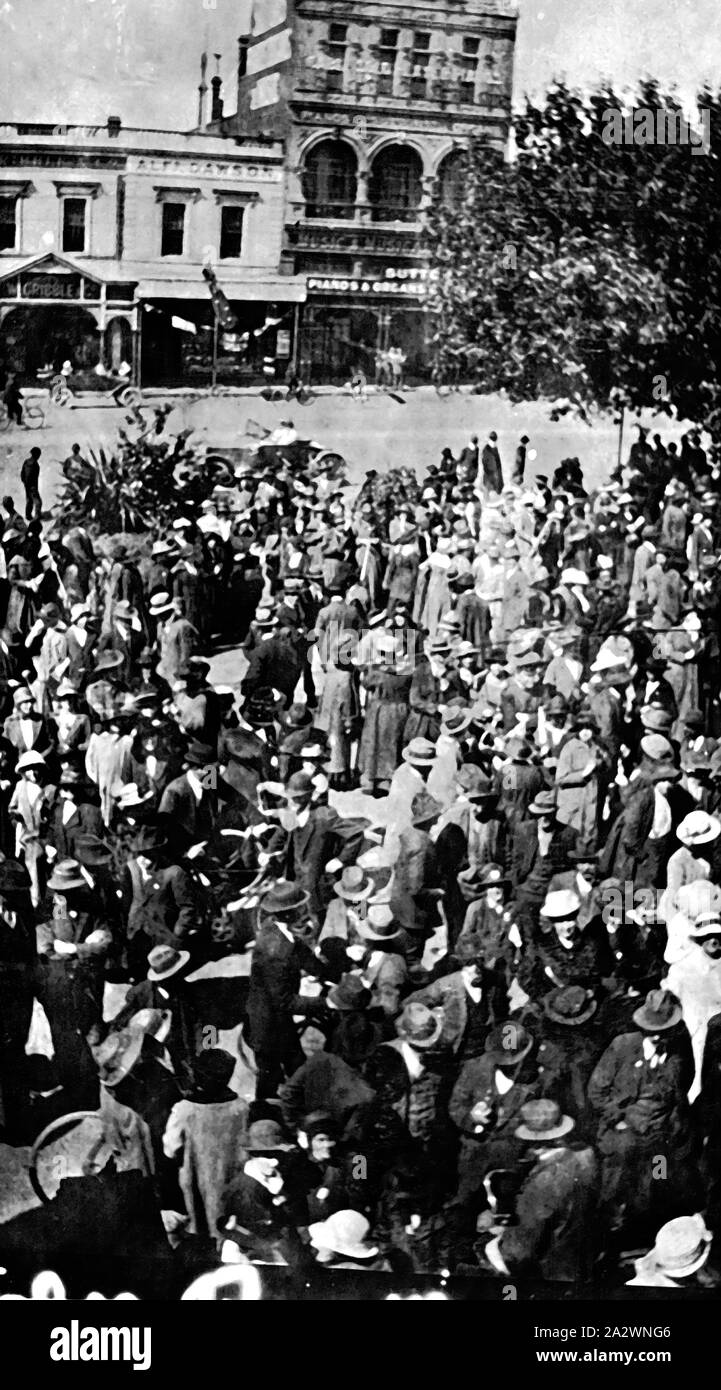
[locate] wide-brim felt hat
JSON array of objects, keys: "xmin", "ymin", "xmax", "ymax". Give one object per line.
[
  {"xmin": 632, "ymin": 988, "xmax": 683, "ymax": 1033},
  {"xmin": 484, "ymin": 1023, "xmax": 534, "ymax": 1066},
  {"xmin": 47, "ymin": 859, "xmax": 86, "ymax": 892},
  {"xmin": 259, "ymin": 880, "xmax": 310, "ymax": 916},
  {"xmin": 459, "ymin": 863, "xmax": 509, "ymax": 894},
  {"xmin": 93, "ymin": 1027, "xmax": 145, "ymax": 1088},
  {"xmin": 73, "ymin": 834, "xmax": 114, "ymax": 868},
  {"xmin": 543, "ymin": 985, "xmax": 597, "ymax": 1026},
  {"xmin": 147, "ymin": 944, "xmax": 191, "ymax": 982},
  {"xmin": 395, "ymin": 1002, "xmax": 444, "ymax": 1049},
  {"xmin": 356, "ymin": 902, "xmax": 402, "ymax": 941}
]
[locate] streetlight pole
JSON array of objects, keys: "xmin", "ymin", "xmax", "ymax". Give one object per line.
[{"xmin": 211, "ymin": 304, "xmax": 219, "ymax": 391}]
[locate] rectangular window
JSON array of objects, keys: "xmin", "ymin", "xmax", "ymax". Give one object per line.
[
  {"xmin": 62, "ymin": 197, "xmax": 86, "ymax": 253},
  {"xmin": 219, "ymin": 204, "xmax": 245, "ymax": 259},
  {"xmin": 378, "ymin": 26, "xmax": 398, "ymax": 94},
  {"xmin": 161, "ymin": 201, "xmax": 185, "ymax": 257},
  {"xmin": 462, "ymin": 36, "xmax": 480, "ymax": 57},
  {"xmin": 0, "ymin": 196, "xmax": 17, "ymax": 250},
  {"xmin": 459, "ymin": 81, "xmax": 475, "ymax": 104},
  {"xmin": 411, "ymin": 31, "xmax": 431, "ymax": 97}
]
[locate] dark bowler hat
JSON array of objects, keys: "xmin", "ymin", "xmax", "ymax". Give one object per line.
[
  {"xmin": 515, "ymin": 1099, "xmax": 574, "ymax": 1142},
  {"xmin": 245, "ymin": 1120, "xmax": 294, "ymax": 1153}
]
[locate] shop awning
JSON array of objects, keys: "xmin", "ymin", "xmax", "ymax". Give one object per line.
[{"xmin": 137, "ymin": 277, "xmax": 306, "ymax": 303}]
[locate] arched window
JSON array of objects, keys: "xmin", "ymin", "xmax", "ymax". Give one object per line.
[
  {"xmin": 368, "ymin": 145, "xmax": 423, "ymax": 223},
  {"xmin": 437, "ymin": 148, "xmax": 468, "ymax": 210},
  {"xmin": 302, "ymin": 139, "xmax": 358, "ymax": 220}
]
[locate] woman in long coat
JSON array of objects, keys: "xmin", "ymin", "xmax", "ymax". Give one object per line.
[
  {"xmin": 358, "ymin": 644, "xmax": 413, "ymax": 793},
  {"xmin": 163, "ymin": 1049, "xmax": 249, "ymax": 1242},
  {"xmin": 554, "ymin": 713, "xmax": 610, "ymax": 850},
  {"xmin": 315, "ymin": 635, "xmax": 361, "ymax": 788},
  {"xmin": 414, "ymin": 544, "xmax": 453, "ymax": 642},
  {"xmin": 385, "ymin": 539, "xmax": 420, "ymax": 619}
]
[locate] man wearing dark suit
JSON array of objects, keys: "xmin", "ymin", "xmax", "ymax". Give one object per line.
[
  {"xmin": 457, "ymin": 434, "xmax": 479, "ymax": 484},
  {"xmin": 481, "ymin": 431, "xmax": 504, "ymax": 496},
  {"xmin": 243, "ymin": 621, "xmax": 308, "ymax": 708},
  {"xmin": 265, "ymin": 773, "xmax": 364, "ymax": 922},
  {"xmin": 510, "ymin": 793, "xmax": 579, "ymax": 926},
  {"xmin": 122, "ymin": 827, "xmax": 200, "ymax": 978},
  {"xmin": 157, "ymin": 742, "xmax": 219, "ymax": 854},
  {"xmin": 512, "ymin": 435, "xmax": 529, "ymax": 484},
  {"xmin": 406, "ymin": 955, "xmax": 509, "ymax": 1058},
  {"xmin": 246, "ymin": 881, "xmax": 325, "ymax": 1098},
  {"xmin": 483, "ymin": 1100, "xmax": 598, "ymax": 1284},
  {"xmin": 46, "ymin": 768, "xmax": 103, "ymax": 860},
  {"xmin": 390, "ymin": 792, "xmax": 444, "ymax": 966}
]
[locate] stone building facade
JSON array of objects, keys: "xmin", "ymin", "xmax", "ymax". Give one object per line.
[
  {"xmin": 208, "ymin": 0, "xmax": 518, "ymax": 379},
  {"xmin": 0, "ymin": 120, "xmax": 305, "ymax": 385}
]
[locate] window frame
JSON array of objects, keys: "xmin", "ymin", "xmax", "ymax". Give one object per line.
[
  {"xmin": 219, "ymin": 203, "xmax": 245, "ymax": 260},
  {"xmin": 160, "ymin": 200, "xmax": 187, "ymax": 258},
  {"xmin": 61, "ymin": 196, "xmax": 88, "ymax": 254},
  {"xmin": 0, "ymin": 194, "xmax": 18, "ymax": 252}
]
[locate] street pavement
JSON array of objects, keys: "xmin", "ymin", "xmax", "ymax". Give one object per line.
[{"xmin": 0, "ymin": 384, "xmax": 696, "ymax": 514}]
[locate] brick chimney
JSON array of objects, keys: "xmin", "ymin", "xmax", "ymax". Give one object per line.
[{"xmin": 211, "ymin": 54, "xmax": 223, "ymax": 122}]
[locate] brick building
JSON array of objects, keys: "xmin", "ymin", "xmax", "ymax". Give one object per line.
[{"xmin": 206, "ymin": 0, "xmax": 518, "ymax": 380}]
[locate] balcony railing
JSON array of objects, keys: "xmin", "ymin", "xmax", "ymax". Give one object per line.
[
  {"xmin": 286, "ymin": 219, "xmax": 423, "ymax": 257},
  {"xmin": 289, "ymin": 199, "xmax": 423, "ymax": 230}
]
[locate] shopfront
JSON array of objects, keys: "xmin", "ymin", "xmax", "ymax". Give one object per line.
[
  {"xmin": 0, "ymin": 253, "xmax": 136, "ymax": 380},
  {"xmin": 298, "ymin": 268, "xmax": 430, "ymax": 382}
]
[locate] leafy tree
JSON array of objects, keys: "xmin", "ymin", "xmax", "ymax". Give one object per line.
[{"xmin": 425, "ymin": 82, "xmax": 721, "ymax": 429}]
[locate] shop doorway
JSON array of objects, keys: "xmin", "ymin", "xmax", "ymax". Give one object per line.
[{"xmin": 0, "ymin": 304, "xmax": 100, "ymax": 380}]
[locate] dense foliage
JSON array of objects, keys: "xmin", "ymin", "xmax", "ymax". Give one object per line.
[{"xmin": 425, "ymin": 82, "xmax": 721, "ymax": 429}]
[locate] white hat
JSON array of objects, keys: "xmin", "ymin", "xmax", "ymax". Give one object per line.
[
  {"xmin": 689, "ymin": 911, "xmax": 721, "ymax": 939},
  {"xmin": 677, "ymin": 811, "xmax": 721, "ymax": 847},
  {"xmin": 596, "ymin": 555, "xmax": 614, "ymax": 571},
  {"xmin": 540, "ymin": 889, "xmax": 581, "ymax": 920},
  {"xmin": 17, "ymin": 750, "xmax": 46, "ymax": 772},
  {"xmin": 560, "ymin": 568, "xmax": 589, "ymax": 586},
  {"xmin": 591, "ymin": 648, "xmax": 626, "ymax": 674},
  {"xmin": 652, "ymin": 1214, "xmax": 712, "ymax": 1278}
]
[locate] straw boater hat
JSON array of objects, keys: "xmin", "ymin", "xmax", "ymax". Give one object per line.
[
  {"xmin": 402, "ymin": 737, "xmax": 437, "ymax": 767},
  {"xmin": 333, "ymin": 865, "xmax": 374, "ymax": 902},
  {"xmin": 357, "ymin": 899, "xmax": 402, "ymax": 942},
  {"xmin": 650, "ymin": 1215, "xmax": 712, "ymax": 1280},
  {"xmin": 677, "ymin": 810, "xmax": 721, "ymax": 847},
  {"xmin": 688, "ymin": 911, "xmax": 721, "ymax": 941}
]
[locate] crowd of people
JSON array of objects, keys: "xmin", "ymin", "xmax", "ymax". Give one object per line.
[{"xmin": 0, "ymin": 416, "xmax": 721, "ymax": 1294}]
